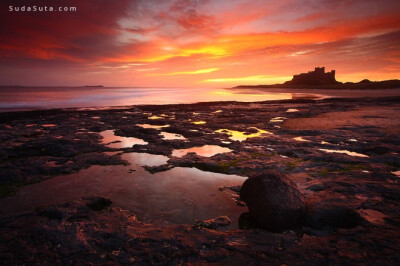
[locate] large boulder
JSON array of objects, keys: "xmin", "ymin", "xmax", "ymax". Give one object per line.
[{"xmin": 240, "ymin": 171, "xmax": 305, "ymax": 232}]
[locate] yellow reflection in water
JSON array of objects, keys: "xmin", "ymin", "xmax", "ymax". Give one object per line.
[
  {"xmin": 209, "ymin": 90, "xmax": 293, "ymax": 101},
  {"xmin": 148, "ymin": 115, "xmax": 163, "ymax": 120},
  {"xmin": 319, "ymin": 148, "xmax": 369, "ymax": 158},
  {"xmin": 192, "ymin": 121, "xmax": 207, "ymax": 125},
  {"xmin": 321, "ymin": 141, "xmax": 331, "ymax": 145},
  {"xmin": 215, "ymin": 127, "xmax": 272, "ymax": 141},
  {"xmin": 160, "ymin": 114, "xmax": 175, "ymax": 119},
  {"xmin": 293, "ymin": 137, "xmax": 310, "ymax": 142},
  {"xmin": 270, "ymin": 117, "xmax": 287, "ymax": 123}
]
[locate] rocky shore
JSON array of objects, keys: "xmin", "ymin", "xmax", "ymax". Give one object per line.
[{"xmin": 0, "ymin": 96, "xmax": 399, "ymax": 264}]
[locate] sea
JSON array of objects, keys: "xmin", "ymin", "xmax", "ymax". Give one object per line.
[{"xmin": 1, "ymin": 86, "xmax": 400, "ymax": 112}]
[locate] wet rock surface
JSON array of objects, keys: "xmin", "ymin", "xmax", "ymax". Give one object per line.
[
  {"xmin": 0, "ymin": 198, "xmax": 399, "ymax": 264},
  {"xmin": 240, "ymin": 171, "xmax": 305, "ymax": 232},
  {"xmin": 194, "ymin": 216, "xmax": 232, "ymax": 229},
  {"xmin": 85, "ymin": 196, "xmax": 113, "ymax": 211},
  {"xmin": 306, "ymin": 206, "xmax": 363, "ymax": 230},
  {"xmin": 0, "ymin": 96, "xmax": 399, "ymax": 263}
]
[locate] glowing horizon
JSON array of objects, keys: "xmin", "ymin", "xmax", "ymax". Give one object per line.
[{"xmin": 0, "ymin": 0, "xmax": 399, "ymax": 87}]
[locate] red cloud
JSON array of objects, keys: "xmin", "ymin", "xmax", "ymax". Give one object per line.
[{"xmin": 0, "ymin": 0, "xmax": 399, "ymax": 86}]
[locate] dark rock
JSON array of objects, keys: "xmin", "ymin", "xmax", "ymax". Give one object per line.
[
  {"xmin": 98, "ymin": 232, "xmax": 125, "ymax": 249},
  {"xmin": 194, "ymin": 216, "xmax": 231, "ymax": 229},
  {"xmin": 235, "ymin": 199, "xmax": 246, "ymax": 206},
  {"xmin": 38, "ymin": 206, "xmax": 64, "ymax": 220},
  {"xmin": 226, "ymin": 185, "xmax": 241, "ymax": 193},
  {"xmin": 0, "ymin": 253, "xmax": 13, "ymax": 262},
  {"xmin": 240, "ymin": 170, "xmax": 305, "ymax": 232},
  {"xmin": 85, "ymin": 196, "xmax": 112, "ymax": 211},
  {"xmin": 218, "ymin": 185, "xmax": 241, "ymax": 193},
  {"xmin": 362, "ymin": 146, "xmax": 390, "ymax": 155},
  {"xmin": 307, "ymin": 183, "xmax": 326, "ymax": 192},
  {"xmin": 143, "ymin": 164, "xmax": 174, "ymax": 174},
  {"xmin": 238, "ymin": 212, "xmax": 257, "ymax": 229},
  {"xmin": 306, "ymin": 206, "xmax": 363, "ymax": 230}
]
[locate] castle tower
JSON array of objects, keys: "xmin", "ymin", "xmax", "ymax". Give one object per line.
[{"xmin": 285, "ymin": 67, "xmax": 338, "ymax": 85}]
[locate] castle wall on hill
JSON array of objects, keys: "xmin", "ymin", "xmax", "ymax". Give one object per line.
[{"xmin": 286, "ymin": 67, "xmax": 339, "ymax": 85}]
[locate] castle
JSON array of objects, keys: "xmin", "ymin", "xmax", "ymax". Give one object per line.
[{"xmin": 285, "ymin": 67, "xmax": 339, "ymax": 85}]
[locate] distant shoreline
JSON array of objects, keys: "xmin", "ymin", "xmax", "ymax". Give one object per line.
[
  {"xmin": 234, "ymin": 79, "xmax": 400, "ymax": 90},
  {"xmin": 0, "ymin": 86, "xmax": 106, "ymax": 88},
  {"xmin": 2, "ymin": 87, "xmax": 400, "ymax": 113}
]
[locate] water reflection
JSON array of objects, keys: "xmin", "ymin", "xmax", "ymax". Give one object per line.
[
  {"xmin": 137, "ymin": 124, "xmax": 170, "ymax": 130},
  {"xmin": 213, "ymin": 90, "xmax": 292, "ymax": 100},
  {"xmin": 160, "ymin": 114, "xmax": 175, "ymax": 119},
  {"xmin": 319, "ymin": 148, "xmax": 369, "ymax": 158},
  {"xmin": 4, "ymin": 86, "xmax": 400, "ymax": 112},
  {"xmin": 172, "ymin": 145, "xmax": 232, "ymax": 157},
  {"xmin": 286, "ymin": 109, "xmax": 299, "ymax": 112},
  {"xmin": 100, "ymin": 130, "xmax": 148, "ymax": 148},
  {"xmin": 270, "ymin": 117, "xmax": 287, "ymax": 123},
  {"xmin": 215, "ymin": 127, "xmax": 272, "ymax": 141},
  {"xmin": 46, "ymin": 161, "xmax": 58, "ymax": 167},
  {"xmin": 192, "ymin": 121, "xmax": 207, "ymax": 125},
  {"xmin": 293, "ymin": 137, "xmax": 310, "ymax": 142},
  {"xmin": 392, "ymin": 170, "xmax": 400, "ymax": 177},
  {"xmin": 0, "ymin": 160, "xmax": 246, "ymax": 228},
  {"xmin": 122, "ymin": 152, "xmax": 169, "ymax": 167},
  {"xmin": 148, "ymin": 115, "xmax": 163, "ymax": 120},
  {"xmin": 160, "ymin": 132, "xmax": 186, "ymax": 140},
  {"xmin": 358, "ymin": 209, "xmax": 387, "ymax": 225}
]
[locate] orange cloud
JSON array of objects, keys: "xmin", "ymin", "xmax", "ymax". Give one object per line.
[
  {"xmin": 203, "ymin": 75, "xmax": 291, "ymax": 84},
  {"xmin": 0, "ymin": 0, "xmax": 399, "ymax": 87},
  {"xmin": 158, "ymin": 68, "xmax": 219, "ymax": 76},
  {"xmin": 109, "ymin": 12, "xmax": 400, "ymax": 67}
]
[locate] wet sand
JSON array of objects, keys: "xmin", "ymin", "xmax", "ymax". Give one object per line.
[{"xmin": 283, "ymin": 105, "xmax": 400, "ymax": 134}]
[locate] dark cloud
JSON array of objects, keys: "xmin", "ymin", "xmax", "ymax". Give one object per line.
[{"xmin": 0, "ymin": 0, "xmax": 131, "ymax": 64}]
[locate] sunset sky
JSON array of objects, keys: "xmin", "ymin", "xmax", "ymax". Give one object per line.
[{"xmin": 0, "ymin": 0, "xmax": 399, "ymax": 87}]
